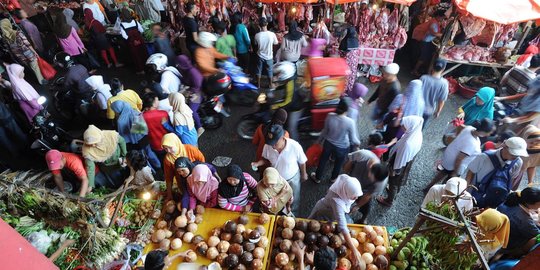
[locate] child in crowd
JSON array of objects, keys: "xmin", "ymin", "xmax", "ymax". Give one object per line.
[{"xmin": 367, "ymin": 132, "xmax": 397, "ymax": 159}]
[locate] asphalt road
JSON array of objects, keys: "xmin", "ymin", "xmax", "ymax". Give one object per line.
[{"xmin": 12, "ymin": 53, "xmax": 538, "ymax": 229}]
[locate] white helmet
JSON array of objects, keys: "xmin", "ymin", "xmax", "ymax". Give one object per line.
[
  {"xmin": 273, "ymin": 61, "xmax": 296, "ymax": 82},
  {"xmin": 146, "ymin": 53, "xmax": 168, "ymax": 72},
  {"xmin": 197, "ymin": 32, "xmax": 217, "ymax": 48}
]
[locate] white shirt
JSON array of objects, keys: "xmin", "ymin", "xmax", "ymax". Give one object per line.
[
  {"xmin": 255, "ymin": 31, "xmax": 278, "ymax": 60},
  {"xmin": 421, "ymin": 184, "xmax": 473, "ymax": 212},
  {"xmin": 120, "ymin": 20, "xmax": 144, "ymax": 40},
  {"xmin": 154, "ymin": 0, "xmax": 165, "ymax": 11},
  {"xmin": 160, "ymin": 68, "xmax": 181, "ymax": 94},
  {"xmin": 466, "ymin": 149, "xmax": 523, "ymax": 188},
  {"xmin": 262, "ymin": 138, "xmax": 307, "ymax": 180},
  {"xmin": 83, "ymin": 2, "xmax": 105, "ymax": 24},
  {"xmin": 441, "ymin": 126, "xmax": 481, "ymax": 175}
]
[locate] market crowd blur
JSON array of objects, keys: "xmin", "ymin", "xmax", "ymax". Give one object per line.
[{"xmin": 1, "ymin": 0, "xmax": 540, "ymax": 269}]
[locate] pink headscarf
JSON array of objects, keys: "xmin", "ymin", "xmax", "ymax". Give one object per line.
[
  {"xmin": 187, "ymin": 164, "xmax": 219, "ymax": 203},
  {"xmin": 6, "ymin": 64, "xmax": 40, "ymax": 101}
]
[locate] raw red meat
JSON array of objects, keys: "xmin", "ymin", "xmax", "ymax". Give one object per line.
[
  {"xmin": 305, "ymin": 5, "xmax": 313, "ymax": 23},
  {"xmin": 375, "ymin": 8, "xmax": 389, "ymax": 36},
  {"xmin": 459, "ymin": 14, "xmax": 486, "ymax": 38},
  {"xmin": 393, "ymin": 27, "xmax": 407, "ymax": 49},
  {"xmin": 277, "ymin": 4, "xmax": 286, "ymax": 32},
  {"xmin": 387, "ymin": 8, "xmax": 399, "ymax": 36}
]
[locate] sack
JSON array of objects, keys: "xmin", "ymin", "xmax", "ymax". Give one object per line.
[
  {"xmin": 471, "ymin": 151, "xmax": 518, "ymax": 208},
  {"xmin": 130, "ymin": 114, "xmax": 148, "ymax": 135},
  {"xmin": 412, "ymin": 19, "xmax": 436, "ymax": 41},
  {"xmin": 37, "ymin": 57, "xmax": 56, "ymax": 80},
  {"xmin": 306, "ymin": 144, "xmax": 323, "ymax": 167}
]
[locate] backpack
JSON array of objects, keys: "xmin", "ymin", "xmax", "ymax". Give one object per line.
[
  {"xmin": 471, "ymin": 151, "xmax": 518, "ymax": 208},
  {"xmin": 412, "ymin": 19, "xmax": 437, "ymax": 41}
]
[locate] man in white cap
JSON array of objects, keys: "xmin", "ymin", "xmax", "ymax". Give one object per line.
[
  {"xmin": 422, "ymin": 177, "xmax": 473, "ymax": 212},
  {"xmin": 465, "ymin": 137, "xmax": 528, "ymax": 192},
  {"xmin": 367, "ymin": 63, "xmax": 401, "ymax": 123}
]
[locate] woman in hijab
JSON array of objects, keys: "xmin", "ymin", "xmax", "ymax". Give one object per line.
[
  {"xmin": 14, "ymin": 9, "xmax": 44, "ymax": 54},
  {"xmin": 520, "ymin": 125, "xmax": 540, "ymax": 185},
  {"xmin": 85, "ymin": 75, "xmax": 112, "ymax": 112},
  {"xmin": 347, "ymin": 82, "xmax": 369, "ymax": 126},
  {"xmin": 389, "ymin": 79, "xmax": 425, "ymax": 118},
  {"xmin": 176, "ymin": 55, "xmax": 203, "ymax": 133},
  {"xmin": 339, "ymin": 26, "xmax": 359, "ymax": 52},
  {"xmin": 63, "ymin": 9, "xmax": 80, "ymax": 34},
  {"xmin": 111, "ymin": 100, "xmax": 161, "ymax": 170},
  {"xmin": 1, "ymin": 19, "xmax": 45, "ymax": 84},
  {"xmin": 377, "ymin": 116, "xmax": 424, "ymax": 206},
  {"xmin": 475, "ymin": 209, "xmax": 510, "ymax": 260},
  {"xmin": 163, "ymin": 93, "xmax": 198, "ymax": 146},
  {"xmin": 82, "ymin": 125, "xmax": 127, "ymax": 189},
  {"xmin": 119, "ymin": 8, "xmax": 147, "ymax": 74},
  {"xmin": 84, "ymin": 9, "xmax": 121, "ymax": 68},
  {"xmin": 51, "ymin": 9, "xmax": 86, "ymax": 59},
  {"xmin": 459, "ymin": 87, "xmax": 495, "ymax": 125},
  {"xmin": 217, "ymin": 164, "xmax": 258, "ymax": 212},
  {"xmin": 5, "ymin": 64, "xmax": 42, "ymax": 123},
  {"xmin": 173, "ymin": 157, "xmax": 220, "ymax": 210},
  {"xmin": 256, "ymin": 167, "xmax": 293, "ymax": 215},
  {"xmin": 278, "ymin": 21, "xmax": 308, "ymax": 63},
  {"xmin": 161, "ymin": 133, "xmax": 205, "ymax": 200},
  {"xmin": 187, "ymin": 164, "xmax": 219, "ymax": 209},
  {"xmin": 309, "ymin": 174, "xmax": 365, "ymax": 269}
]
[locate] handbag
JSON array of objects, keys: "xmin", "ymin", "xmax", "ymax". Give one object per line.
[
  {"xmin": 36, "ymin": 56, "xmax": 56, "ymax": 80},
  {"xmin": 130, "ymin": 114, "xmax": 148, "ymax": 135},
  {"xmin": 306, "ymin": 143, "xmax": 323, "ymax": 167}
]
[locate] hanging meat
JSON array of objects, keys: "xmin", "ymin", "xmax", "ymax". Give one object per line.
[
  {"xmin": 231, "ymin": 0, "xmax": 240, "ymax": 14},
  {"xmin": 357, "ymin": 5, "xmax": 372, "ymax": 44},
  {"xmin": 393, "ymin": 27, "xmax": 408, "ymax": 49},
  {"xmin": 375, "ymin": 8, "xmax": 390, "ymax": 36},
  {"xmin": 346, "ymin": 3, "xmax": 358, "ymax": 30},
  {"xmin": 459, "ymin": 14, "xmax": 486, "ymax": 39},
  {"xmin": 495, "ymin": 23, "xmax": 518, "ymax": 46},
  {"xmin": 387, "ymin": 8, "xmax": 399, "ymax": 36},
  {"xmin": 305, "ymin": 4, "xmax": 313, "ymax": 23}
]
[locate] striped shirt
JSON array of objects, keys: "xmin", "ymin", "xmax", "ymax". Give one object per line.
[
  {"xmin": 218, "ymin": 173, "xmax": 258, "ymax": 212},
  {"xmin": 502, "ymin": 67, "xmax": 536, "ymax": 96}
]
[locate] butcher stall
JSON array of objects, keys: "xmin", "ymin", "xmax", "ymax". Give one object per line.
[{"xmin": 436, "ymin": 0, "xmax": 540, "ymax": 77}]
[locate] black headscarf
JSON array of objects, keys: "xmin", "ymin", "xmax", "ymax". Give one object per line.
[
  {"xmin": 339, "ymin": 26, "xmax": 359, "ymax": 52},
  {"xmin": 284, "ymin": 21, "xmax": 303, "ymax": 41},
  {"xmin": 218, "ymin": 164, "xmax": 246, "ymax": 198},
  {"xmin": 144, "ymin": 250, "xmax": 168, "ymax": 270},
  {"xmin": 120, "ymin": 8, "xmax": 134, "ymax": 23},
  {"xmin": 175, "ymin": 157, "xmax": 194, "ymax": 174},
  {"xmin": 51, "ymin": 9, "xmax": 73, "ymax": 39}
]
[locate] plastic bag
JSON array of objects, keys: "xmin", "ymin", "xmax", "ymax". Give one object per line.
[
  {"xmin": 306, "ymin": 144, "xmax": 323, "ymax": 167},
  {"xmin": 37, "ymin": 57, "xmax": 56, "ymax": 80},
  {"xmin": 130, "ymin": 114, "xmax": 148, "ymax": 135}
]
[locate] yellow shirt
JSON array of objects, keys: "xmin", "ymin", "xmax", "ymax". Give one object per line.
[{"xmin": 107, "ymin": 90, "xmax": 143, "ymax": 119}]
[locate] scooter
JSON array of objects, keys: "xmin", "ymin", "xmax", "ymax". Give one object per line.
[
  {"xmin": 198, "ymin": 72, "xmax": 233, "ymax": 130},
  {"xmin": 51, "ymin": 76, "xmax": 97, "ymax": 121},
  {"xmin": 30, "ymin": 96, "xmax": 83, "ymax": 155},
  {"xmin": 219, "ymin": 59, "xmax": 259, "ymax": 106}
]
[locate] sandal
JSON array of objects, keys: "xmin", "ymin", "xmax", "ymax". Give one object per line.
[
  {"xmin": 310, "ymin": 172, "xmax": 321, "ymax": 184},
  {"xmin": 376, "ymin": 196, "xmax": 392, "ymax": 207}
]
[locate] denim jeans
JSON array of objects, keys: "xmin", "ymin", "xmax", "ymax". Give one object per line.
[{"xmin": 316, "ymin": 140, "xmax": 349, "ymax": 181}]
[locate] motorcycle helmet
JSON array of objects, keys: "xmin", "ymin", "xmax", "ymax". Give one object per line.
[
  {"xmin": 197, "ymin": 32, "xmax": 217, "ymax": 48},
  {"xmin": 204, "ymin": 72, "xmax": 231, "ymax": 96},
  {"xmin": 146, "ymin": 53, "xmax": 168, "ymax": 72},
  {"xmin": 53, "ymin": 52, "xmax": 74, "ymax": 68},
  {"xmin": 273, "ymin": 61, "xmax": 296, "ymax": 83}
]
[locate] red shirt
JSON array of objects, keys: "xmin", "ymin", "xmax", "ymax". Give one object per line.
[
  {"xmin": 368, "ymin": 145, "xmax": 389, "ymax": 159},
  {"xmin": 51, "ymin": 152, "xmax": 87, "ymax": 179},
  {"xmin": 143, "ymin": 109, "xmax": 169, "ymax": 151}
]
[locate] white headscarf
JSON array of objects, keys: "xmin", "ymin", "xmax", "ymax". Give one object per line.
[
  {"xmin": 169, "ymin": 92, "xmax": 195, "ymax": 130},
  {"xmin": 329, "ymin": 174, "xmax": 363, "ymax": 213},
  {"xmin": 389, "ymin": 116, "xmax": 423, "ymax": 170}
]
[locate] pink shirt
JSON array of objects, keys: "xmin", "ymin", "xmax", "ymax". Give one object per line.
[{"xmin": 58, "ymin": 27, "xmax": 85, "ymax": 56}]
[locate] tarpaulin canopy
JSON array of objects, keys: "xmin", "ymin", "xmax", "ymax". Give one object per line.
[
  {"xmin": 454, "ymin": 0, "xmax": 540, "ymax": 24},
  {"xmin": 257, "ymin": 0, "xmax": 365, "ymax": 4},
  {"xmin": 383, "ymin": 0, "xmax": 417, "ymax": 6}
]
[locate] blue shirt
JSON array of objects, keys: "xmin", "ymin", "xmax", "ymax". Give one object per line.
[
  {"xmin": 163, "ymin": 122, "xmax": 198, "ymax": 147},
  {"xmin": 498, "ymin": 204, "xmax": 540, "ymax": 250},
  {"xmin": 234, "ymin": 24, "xmax": 251, "ymax": 54},
  {"xmin": 423, "ymin": 22, "xmax": 439, "ymax": 42}
]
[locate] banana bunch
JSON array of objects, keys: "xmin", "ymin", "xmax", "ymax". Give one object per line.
[{"xmin": 388, "ymin": 228, "xmax": 433, "ymax": 270}]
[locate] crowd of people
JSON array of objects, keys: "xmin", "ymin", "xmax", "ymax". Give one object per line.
[{"xmin": 1, "ymin": 0, "xmax": 540, "ymax": 269}]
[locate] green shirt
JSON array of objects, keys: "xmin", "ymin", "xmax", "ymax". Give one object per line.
[
  {"xmin": 216, "ymin": 34, "xmax": 236, "ymax": 57},
  {"xmin": 85, "ymin": 135, "xmax": 127, "ymax": 187}
]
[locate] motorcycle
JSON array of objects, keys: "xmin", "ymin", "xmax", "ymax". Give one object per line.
[
  {"xmin": 30, "ymin": 96, "xmax": 83, "ymax": 155},
  {"xmin": 218, "ymin": 59, "xmax": 259, "ymax": 106},
  {"xmin": 51, "ymin": 76, "xmax": 97, "ymax": 121},
  {"xmin": 198, "ymin": 72, "xmax": 232, "ymax": 130}
]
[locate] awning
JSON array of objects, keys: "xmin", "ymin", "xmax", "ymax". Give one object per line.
[
  {"xmin": 0, "ymin": 218, "xmax": 58, "ymax": 270},
  {"xmin": 454, "ymin": 0, "xmax": 540, "ymax": 24},
  {"xmin": 383, "ymin": 0, "xmax": 417, "ymax": 6}
]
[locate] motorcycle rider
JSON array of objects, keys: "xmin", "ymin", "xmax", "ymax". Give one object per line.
[
  {"xmin": 53, "ymin": 52, "xmax": 93, "ymax": 102},
  {"xmin": 194, "ymin": 31, "xmax": 230, "ymax": 79},
  {"xmin": 176, "ymin": 55, "xmax": 204, "ymax": 135},
  {"xmin": 145, "ymin": 53, "xmax": 182, "ymax": 113}
]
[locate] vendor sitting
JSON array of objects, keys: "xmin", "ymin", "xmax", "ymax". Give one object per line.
[
  {"xmin": 187, "ymin": 164, "xmax": 219, "ymax": 209},
  {"xmin": 194, "ymin": 31, "xmax": 229, "ymax": 78},
  {"xmin": 475, "ymin": 209, "xmax": 511, "ymax": 261},
  {"xmin": 497, "ymin": 187, "xmax": 540, "ymax": 258},
  {"xmin": 422, "ymin": 177, "xmax": 473, "ymax": 213},
  {"xmin": 217, "ymin": 164, "xmax": 258, "ymax": 212},
  {"xmin": 45, "ymin": 150, "xmax": 90, "ymax": 197}
]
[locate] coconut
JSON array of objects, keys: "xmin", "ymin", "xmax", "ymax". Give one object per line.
[
  {"xmin": 208, "ymin": 236, "xmax": 220, "ymax": 247},
  {"xmin": 362, "ymin": 253, "xmax": 374, "ymax": 264},
  {"xmin": 175, "ymin": 229, "xmax": 185, "ymax": 239},
  {"xmin": 217, "ymin": 240, "xmax": 230, "ymax": 253},
  {"xmin": 154, "ymin": 229, "xmax": 166, "ymax": 242},
  {"xmin": 233, "ymin": 264, "xmax": 246, "ymax": 270},
  {"xmin": 295, "ymin": 220, "xmax": 308, "ymax": 232},
  {"xmin": 255, "ymin": 225, "xmax": 266, "ymax": 236},
  {"xmin": 282, "ymin": 217, "xmax": 295, "ymax": 229},
  {"xmin": 357, "ymin": 232, "xmax": 368, "ymax": 243},
  {"xmin": 195, "ymin": 214, "xmax": 203, "ymax": 224},
  {"xmin": 160, "ymin": 239, "xmax": 170, "ymax": 250},
  {"xmin": 206, "ymin": 247, "xmax": 219, "ymax": 260},
  {"xmin": 251, "ymin": 259, "xmax": 263, "ymax": 270},
  {"xmin": 258, "ymin": 213, "xmax": 270, "ymax": 224},
  {"xmin": 350, "ymin": 238, "xmax": 359, "ymax": 248},
  {"xmin": 196, "ymin": 242, "xmax": 208, "ymax": 255},
  {"xmin": 373, "ymin": 226, "xmax": 384, "ymax": 236},
  {"xmin": 224, "ymin": 220, "xmax": 237, "ymax": 234},
  {"xmin": 275, "ymin": 253, "xmax": 289, "ymax": 266},
  {"xmin": 368, "ymin": 230, "xmax": 378, "ymax": 242},
  {"xmin": 151, "ymin": 209, "xmax": 161, "ymax": 219},
  {"xmin": 338, "ymin": 258, "xmax": 352, "ymax": 269},
  {"xmin": 374, "ymin": 246, "xmax": 386, "ymax": 256},
  {"xmin": 249, "ymin": 230, "xmax": 261, "ymax": 243},
  {"xmin": 236, "ymin": 224, "xmax": 246, "ymax": 235},
  {"xmin": 253, "ymin": 247, "xmax": 265, "ymax": 259},
  {"xmin": 280, "ymin": 239, "xmax": 292, "ymax": 253},
  {"xmin": 185, "ymin": 250, "xmax": 197, "ymax": 262},
  {"xmin": 223, "ymin": 254, "xmax": 239, "ymax": 268},
  {"xmin": 364, "ymin": 242, "xmax": 375, "ymax": 254},
  {"xmin": 191, "ymin": 235, "xmax": 204, "ymax": 245},
  {"xmin": 238, "ymin": 215, "xmax": 249, "ymax": 225},
  {"xmin": 281, "ymin": 228, "xmax": 293, "ymax": 239},
  {"xmin": 170, "ymin": 238, "xmax": 182, "ymax": 250},
  {"xmin": 305, "ymin": 232, "xmax": 317, "ymax": 245},
  {"xmin": 293, "ymin": 230, "xmax": 305, "ymax": 241},
  {"xmin": 330, "ymin": 234, "xmax": 343, "ymax": 249},
  {"xmin": 210, "ymin": 228, "xmax": 222, "ymax": 237},
  {"xmin": 321, "ymin": 221, "xmax": 333, "ymax": 235},
  {"xmin": 157, "ymin": 220, "xmax": 167, "ymax": 229},
  {"xmin": 174, "ymin": 215, "xmax": 188, "ymax": 228},
  {"xmin": 165, "ymin": 200, "xmax": 175, "ymax": 214},
  {"xmin": 163, "ymin": 229, "xmax": 173, "ymax": 239},
  {"xmin": 243, "ymin": 242, "xmax": 255, "ymax": 252},
  {"xmin": 195, "ymin": 205, "xmax": 205, "ymax": 215},
  {"xmin": 374, "ymin": 254, "xmax": 389, "ymax": 269},
  {"xmin": 187, "ymin": 223, "xmax": 198, "ymax": 233},
  {"xmin": 335, "ymin": 245, "xmax": 348, "ymax": 258},
  {"xmin": 257, "ymin": 236, "xmax": 269, "ymax": 248},
  {"xmin": 317, "ymin": 235, "xmax": 329, "ymax": 247},
  {"xmin": 183, "ymin": 232, "xmax": 194, "ymax": 243},
  {"xmin": 216, "ymin": 253, "xmax": 228, "ymax": 265},
  {"xmin": 373, "ymin": 236, "xmax": 384, "ymax": 246},
  {"xmin": 229, "ymin": 243, "xmax": 244, "ymax": 256},
  {"xmin": 309, "ymin": 220, "xmax": 321, "ymax": 232},
  {"xmin": 240, "ymin": 252, "xmax": 253, "ymax": 265},
  {"xmin": 232, "ymin": 234, "xmax": 244, "ymax": 244},
  {"xmin": 367, "ymin": 264, "xmax": 379, "ymax": 270},
  {"xmin": 220, "ymin": 232, "xmax": 232, "ymax": 241}
]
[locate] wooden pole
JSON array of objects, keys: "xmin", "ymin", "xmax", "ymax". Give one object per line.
[
  {"xmin": 453, "ymin": 200, "xmax": 490, "ymax": 270},
  {"xmin": 515, "ymin": 21, "xmax": 533, "ymax": 54}
]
